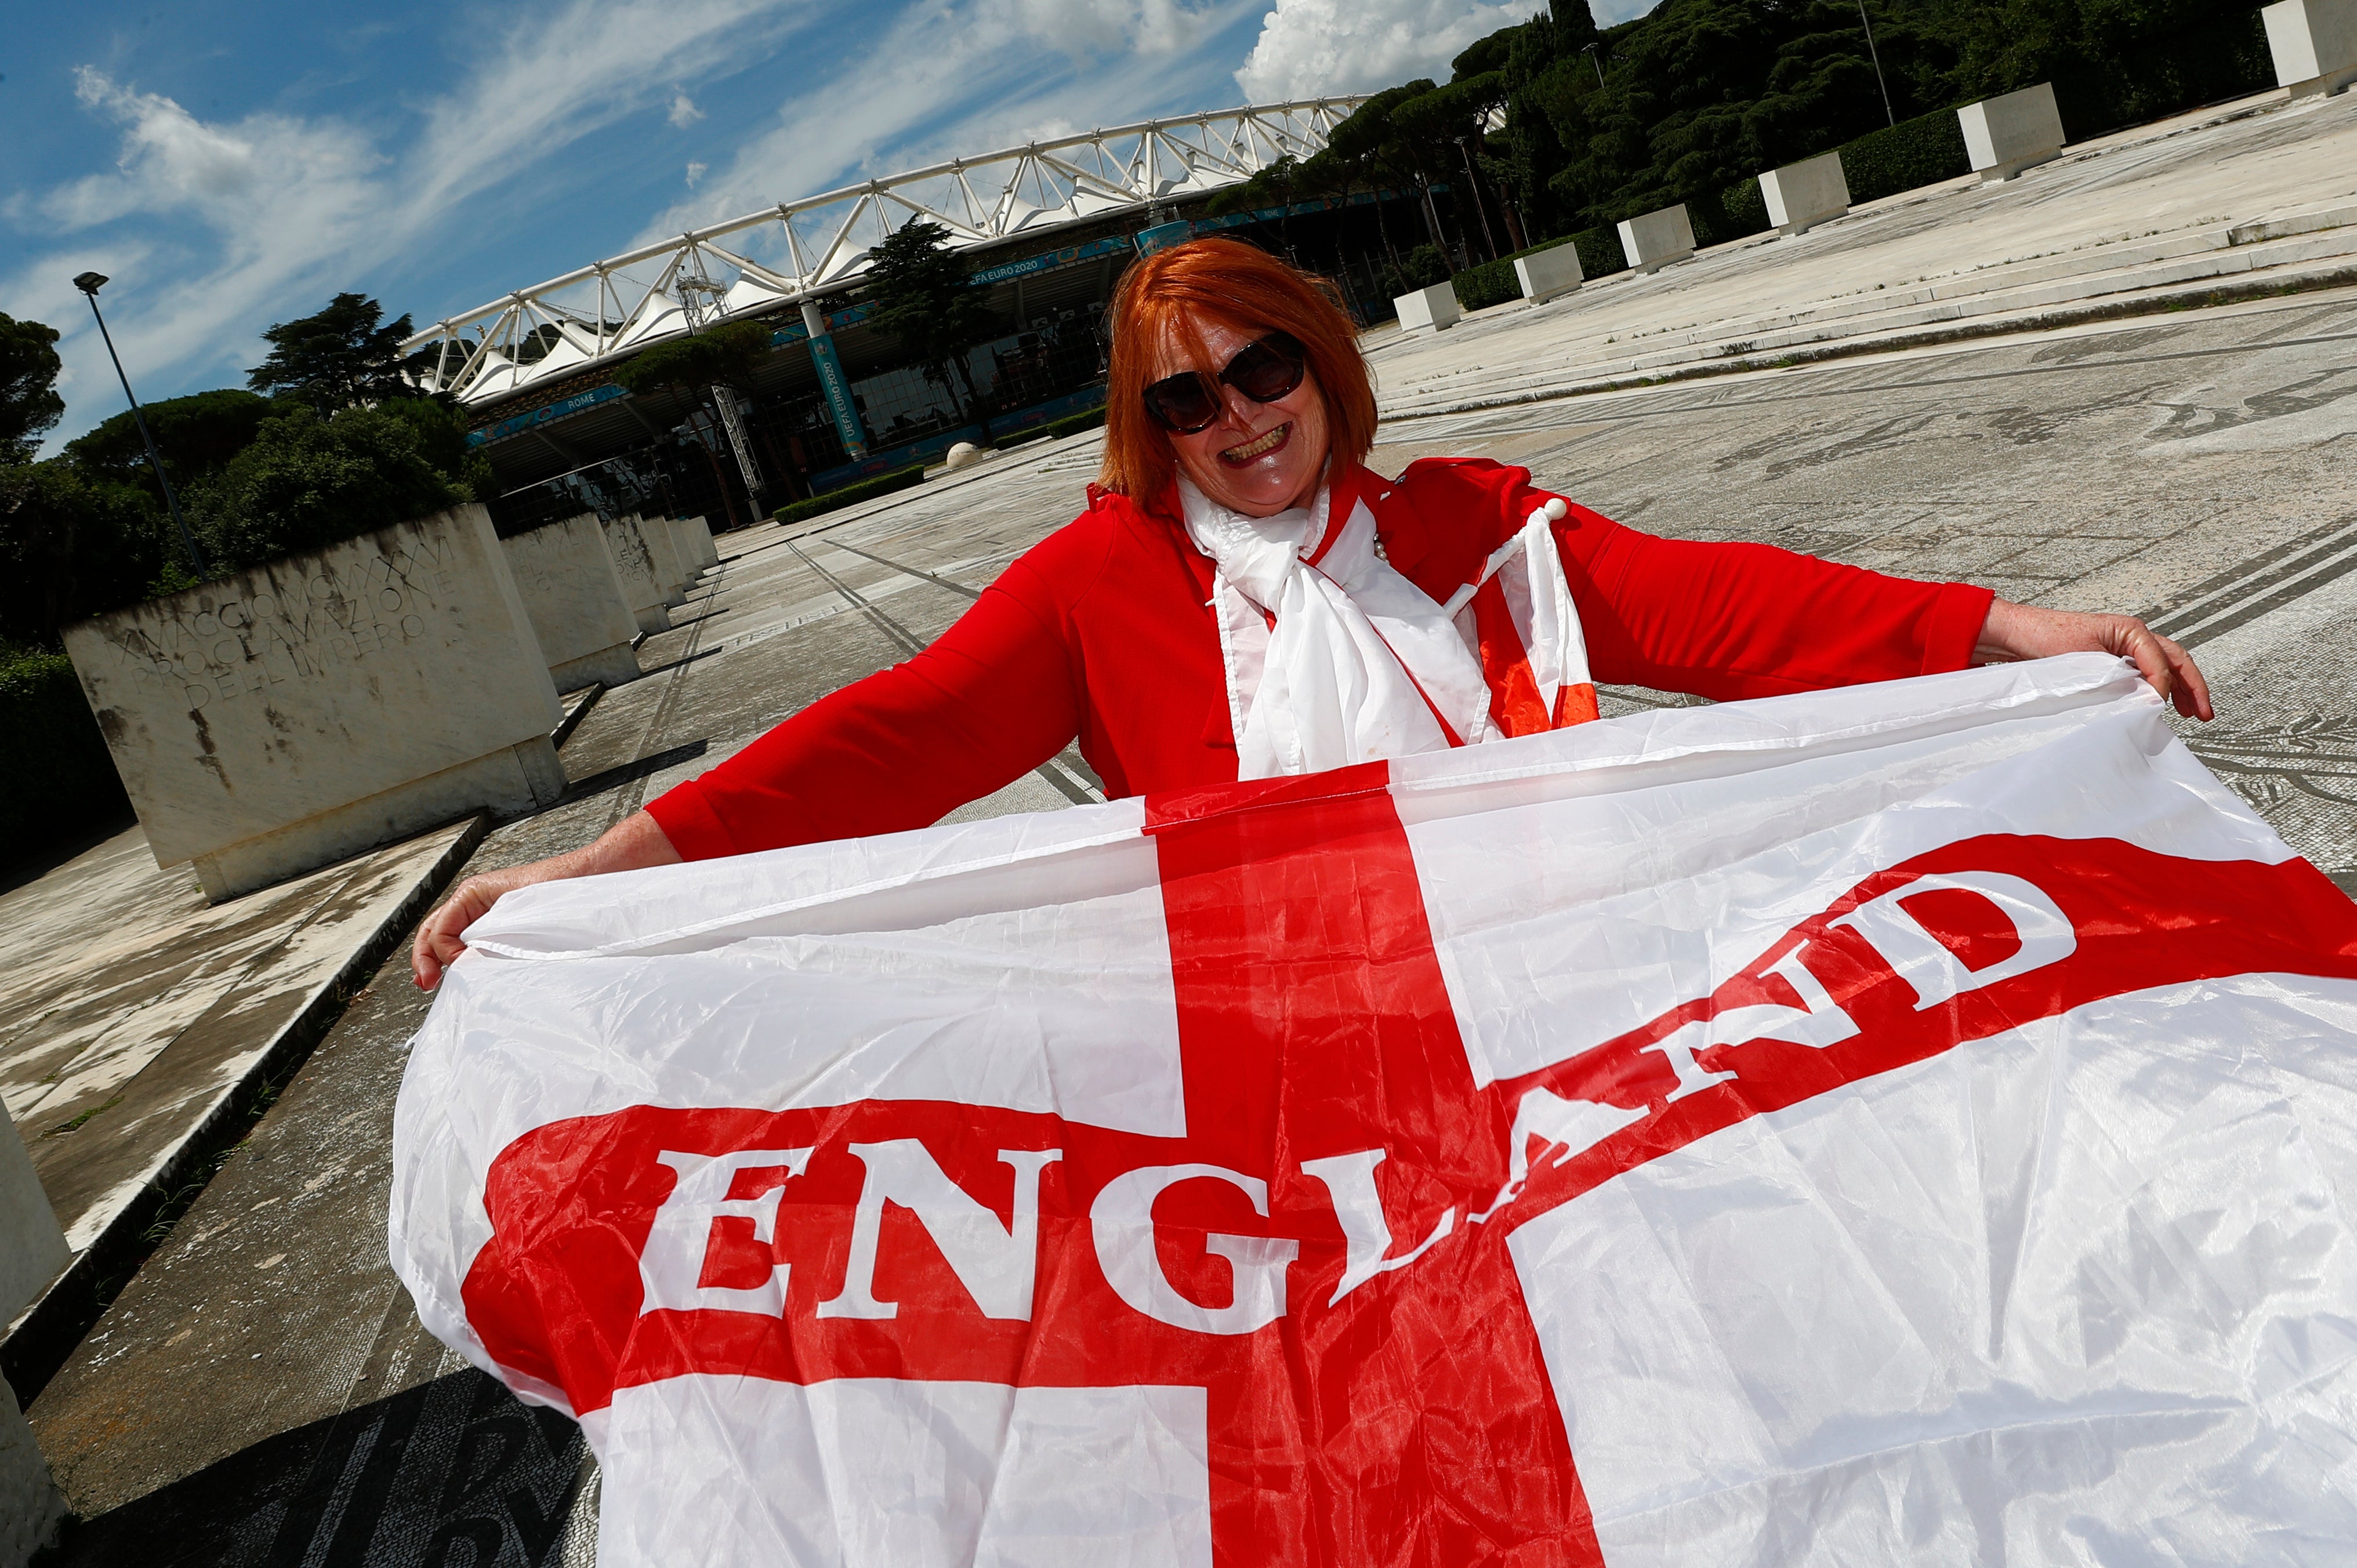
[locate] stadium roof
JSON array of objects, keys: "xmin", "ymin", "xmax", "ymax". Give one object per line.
[{"xmin": 404, "ymin": 96, "xmax": 1368, "ymax": 409}]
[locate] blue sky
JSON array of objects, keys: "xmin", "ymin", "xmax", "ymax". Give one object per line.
[{"xmin": 1, "ymin": 0, "xmax": 1658, "ymax": 450}]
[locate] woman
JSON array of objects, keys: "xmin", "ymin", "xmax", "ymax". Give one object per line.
[{"xmin": 412, "ymin": 238, "xmax": 2209, "ymax": 989}]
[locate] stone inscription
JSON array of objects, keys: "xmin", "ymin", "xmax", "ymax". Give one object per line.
[{"xmin": 101, "ymin": 536, "xmax": 461, "ymax": 714}]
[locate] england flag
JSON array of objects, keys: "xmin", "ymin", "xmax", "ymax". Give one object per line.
[{"xmin": 390, "ymin": 654, "xmax": 2357, "ymax": 1566}]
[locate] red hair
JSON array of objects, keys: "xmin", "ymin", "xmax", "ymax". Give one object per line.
[{"xmin": 1097, "ymin": 237, "xmax": 1376, "ymax": 502}]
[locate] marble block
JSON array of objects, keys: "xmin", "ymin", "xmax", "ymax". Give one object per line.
[
  {"xmin": 1514, "ymin": 244, "xmax": 1584, "ymax": 305},
  {"xmin": 0, "ymin": 1373, "xmax": 64, "ymax": 1568},
  {"xmin": 501, "ymin": 513, "xmax": 643, "ymax": 692},
  {"xmin": 659, "ymin": 516, "xmax": 710, "ymax": 584},
  {"xmin": 2265, "ymin": 0, "xmax": 2357, "ymax": 97},
  {"xmin": 1393, "ymin": 282, "xmax": 1460, "ymax": 333},
  {"xmin": 1617, "ymin": 205, "xmax": 1696, "ymax": 273},
  {"xmin": 639, "ymin": 511, "xmax": 690, "ymax": 608},
  {"xmin": 1959, "ymin": 82, "xmax": 2065, "ymax": 183},
  {"xmin": 1760, "ymin": 151, "xmax": 1851, "ymax": 235},
  {"xmin": 601, "ymin": 513, "xmax": 675, "ymax": 636},
  {"xmin": 63, "ymin": 504, "xmax": 567, "ymax": 902},
  {"xmin": 0, "ymin": 1101, "xmax": 67, "ymax": 1326},
  {"xmin": 677, "ymin": 513, "xmax": 720, "ymax": 570}
]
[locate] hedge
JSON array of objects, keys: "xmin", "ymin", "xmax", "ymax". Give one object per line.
[
  {"xmin": 994, "ymin": 404, "xmax": 1105, "ymax": 451},
  {"xmin": 1835, "ymin": 108, "xmax": 1972, "ymax": 206},
  {"xmin": 1, "ymin": 647, "xmax": 129, "ymax": 868},
  {"xmin": 771, "ymin": 465, "xmax": 925, "ymax": 526},
  {"xmin": 1446, "ymin": 227, "xmax": 1626, "ymax": 314}
]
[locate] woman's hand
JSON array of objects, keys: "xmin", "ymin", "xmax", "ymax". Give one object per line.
[
  {"xmin": 410, "ymin": 810, "xmax": 684, "ymax": 990},
  {"xmin": 1975, "ymin": 598, "xmax": 2214, "ymax": 721}
]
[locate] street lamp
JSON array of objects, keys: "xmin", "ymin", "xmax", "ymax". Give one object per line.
[
  {"xmin": 1580, "ymin": 41, "xmax": 1606, "ymax": 90},
  {"xmin": 1857, "ymin": 1, "xmax": 1896, "ymax": 128},
  {"xmin": 71, "ymin": 271, "xmax": 207, "ymax": 581}
]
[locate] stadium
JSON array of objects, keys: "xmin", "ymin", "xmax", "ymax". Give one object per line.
[{"xmin": 398, "ymin": 95, "xmax": 1496, "ymax": 530}]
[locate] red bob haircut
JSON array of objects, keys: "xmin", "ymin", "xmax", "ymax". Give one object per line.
[{"xmin": 1097, "ymin": 237, "xmax": 1376, "ymax": 502}]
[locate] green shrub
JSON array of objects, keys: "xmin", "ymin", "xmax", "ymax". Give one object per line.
[
  {"xmin": 184, "ymin": 403, "xmax": 466, "ymax": 572},
  {"xmin": 0, "ymin": 646, "xmax": 128, "ymax": 867},
  {"xmin": 1448, "ymin": 234, "xmax": 1590, "ymax": 313},
  {"xmin": 1568, "ymin": 224, "xmax": 1626, "ymax": 280},
  {"xmin": 993, "ymin": 402, "xmax": 1106, "ymax": 451},
  {"xmin": 1404, "ymin": 245, "xmax": 1452, "ymax": 289},
  {"xmin": 773, "ymin": 465, "xmax": 924, "ymax": 525},
  {"xmin": 1689, "ymin": 179, "xmax": 1770, "ymax": 248},
  {"xmin": 1836, "ymin": 108, "xmax": 1971, "ymax": 206}
]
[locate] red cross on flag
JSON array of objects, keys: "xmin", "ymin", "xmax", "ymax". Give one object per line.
[{"xmin": 392, "ymin": 655, "xmax": 2357, "ymax": 1566}]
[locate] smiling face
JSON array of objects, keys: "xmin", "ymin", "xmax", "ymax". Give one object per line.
[{"xmin": 1155, "ymin": 315, "xmax": 1332, "ymax": 517}]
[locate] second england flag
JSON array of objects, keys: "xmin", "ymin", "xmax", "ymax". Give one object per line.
[{"xmin": 393, "ymin": 654, "xmax": 2357, "ymax": 1566}]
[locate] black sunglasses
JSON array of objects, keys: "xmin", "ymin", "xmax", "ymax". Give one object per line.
[{"xmin": 1142, "ymin": 332, "xmax": 1308, "ymax": 434}]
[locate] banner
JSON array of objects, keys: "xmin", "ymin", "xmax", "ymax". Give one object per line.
[{"xmin": 392, "ymin": 655, "xmax": 2357, "ymax": 1565}]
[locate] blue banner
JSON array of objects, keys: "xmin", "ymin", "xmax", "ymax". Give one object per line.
[
  {"xmin": 468, "ymin": 382, "xmax": 630, "ymax": 448},
  {"xmin": 807, "ymin": 332, "xmax": 868, "ymax": 460}
]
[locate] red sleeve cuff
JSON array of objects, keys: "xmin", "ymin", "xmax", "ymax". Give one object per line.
[
  {"xmin": 644, "ymin": 777, "xmax": 741, "ymax": 862},
  {"xmin": 1920, "ymin": 582, "xmax": 1997, "ymax": 676}
]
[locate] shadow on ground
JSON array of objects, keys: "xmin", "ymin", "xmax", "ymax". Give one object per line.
[{"xmin": 50, "ymin": 1370, "xmax": 583, "ymax": 1567}]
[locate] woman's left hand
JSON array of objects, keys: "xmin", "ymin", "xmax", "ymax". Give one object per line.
[{"xmin": 1975, "ymin": 598, "xmax": 2214, "ymax": 721}]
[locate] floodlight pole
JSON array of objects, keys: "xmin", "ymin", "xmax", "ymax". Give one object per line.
[
  {"xmin": 1858, "ymin": 1, "xmax": 1896, "ymax": 128},
  {"xmin": 72, "ymin": 273, "xmax": 208, "ymax": 581}
]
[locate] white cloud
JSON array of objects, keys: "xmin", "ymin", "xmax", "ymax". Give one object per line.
[
  {"xmin": 686, "ymin": 161, "xmax": 709, "ymax": 187},
  {"xmin": 634, "ymin": 0, "xmax": 1257, "ymax": 242},
  {"xmin": 669, "ymin": 92, "xmax": 706, "ymax": 127},
  {"xmin": 1233, "ymin": 0, "xmax": 1530, "ymax": 100},
  {"xmin": 5, "ymin": 0, "xmax": 819, "ymax": 445}
]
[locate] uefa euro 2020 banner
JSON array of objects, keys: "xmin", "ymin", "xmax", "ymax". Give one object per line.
[{"xmin": 390, "ymin": 655, "xmax": 2357, "ymax": 1566}]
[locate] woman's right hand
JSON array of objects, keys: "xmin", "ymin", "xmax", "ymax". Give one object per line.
[{"xmin": 411, "ymin": 810, "xmax": 683, "ymax": 990}]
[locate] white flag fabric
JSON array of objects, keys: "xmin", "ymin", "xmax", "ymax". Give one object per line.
[{"xmin": 391, "ymin": 655, "xmax": 2357, "ymax": 1567}]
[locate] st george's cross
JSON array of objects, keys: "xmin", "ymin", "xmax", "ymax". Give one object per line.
[{"xmin": 395, "ymin": 659, "xmax": 2357, "ymax": 1566}]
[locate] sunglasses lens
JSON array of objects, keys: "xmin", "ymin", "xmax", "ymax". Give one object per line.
[
  {"xmin": 1144, "ymin": 372, "xmax": 1219, "ymax": 433},
  {"xmin": 1228, "ymin": 335, "xmax": 1306, "ymax": 403}
]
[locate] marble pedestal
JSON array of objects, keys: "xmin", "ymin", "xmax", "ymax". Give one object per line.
[
  {"xmin": 63, "ymin": 504, "xmax": 567, "ymax": 902},
  {"xmin": 2265, "ymin": 0, "xmax": 2357, "ymax": 98},
  {"xmin": 1760, "ymin": 151, "xmax": 1851, "ymax": 235},
  {"xmin": 1514, "ymin": 244, "xmax": 1584, "ymax": 305},
  {"xmin": 601, "ymin": 514, "xmax": 675, "ymax": 636},
  {"xmin": 502, "ymin": 513, "xmax": 643, "ymax": 692},
  {"xmin": 1617, "ymin": 205, "xmax": 1696, "ymax": 274},
  {"xmin": 640, "ymin": 513, "xmax": 690, "ymax": 608},
  {"xmin": 1394, "ymin": 283, "xmax": 1461, "ymax": 334},
  {"xmin": 1959, "ymin": 82, "xmax": 2066, "ymax": 183}
]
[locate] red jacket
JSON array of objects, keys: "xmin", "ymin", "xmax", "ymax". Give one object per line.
[{"xmin": 647, "ymin": 459, "xmax": 1993, "ymax": 859}]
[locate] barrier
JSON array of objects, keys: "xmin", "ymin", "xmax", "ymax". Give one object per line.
[
  {"xmin": 1759, "ymin": 151, "xmax": 1851, "ymax": 236},
  {"xmin": 1394, "ymin": 283, "xmax": 1461, "ymax": 333},
  {"xmin": 1958, "ymin": 83, "xmax": 2065, "ymax": 184},
  {"xmin": 1616, "ymin": 205, "xmax": 1696, "ymax": 274},
  {"xmin": 1514, "ymin": 245, "xmax": 1584, "ymax": 305},
  {"xmin": 501, "ymin": 513, "xmax": 643, "ymax": 692},
  {"xmin": 2265, "ymin": 0, "xmax": 2357, "ymax": 99},
  {"xmin": 63, "ymin": 505, "xmax": 566, "ymax": 901}
]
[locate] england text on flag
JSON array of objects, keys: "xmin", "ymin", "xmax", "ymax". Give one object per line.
[{"xmin": 393, "ymin": 654, "xmax": 2357, "ymax": 1566}]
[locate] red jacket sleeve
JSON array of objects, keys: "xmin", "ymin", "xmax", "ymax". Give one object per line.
[
  {"xmin": 644, "ymin": 545, "xmax": 1088, "ymax": 859},
  {"xmin": 1394, "ymin": 460, "xmax": 1990, "ymax": 700}
]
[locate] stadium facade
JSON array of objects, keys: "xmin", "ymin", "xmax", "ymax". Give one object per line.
[{"xmin": 401, "ymin": 100, "xmax": 1495, "ymax": 530}]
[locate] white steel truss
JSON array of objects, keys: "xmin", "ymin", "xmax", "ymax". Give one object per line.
[{"xmin": 404, "ymin": 96, "xmax": 1368, "ymax": 408}]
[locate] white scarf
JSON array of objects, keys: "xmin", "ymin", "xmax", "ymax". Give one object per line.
[{"xmin": 1181, "ymin": 472, "xmax": 1593, "ymax": 780}]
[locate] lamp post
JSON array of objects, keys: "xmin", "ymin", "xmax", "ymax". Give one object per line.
[
  {"xmin": 1857, "ymin": 0, "xmax": 1896, "ymax": 128},
  {"xmin": 71, "ymin": 272, "xmax": 207, "ymax": 581},
  {"xmin": 1580, "ymin": 41, "xmax": 1607, "ymax": 90}
]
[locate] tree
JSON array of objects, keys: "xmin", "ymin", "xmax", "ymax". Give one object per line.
[
  {"xmin": 0, "ymin": 313, "xmax": 66, "ymax": 464},
  {"xmin": 183, "ymin": 405, "xmax": 466, "ymax": 571},
  {"xmin": 862, "ymin": 219, "xmax": 1000, "ymax": 444},
  {"xmin": 247, "ymin": 293, "xmax": 417, "ymax": 412},
  {"xmin": 610, "ymin": 321, "xmax": 775, "ymax": 530},
  {"xmin": 0, "ymin": 462, "xmax": 164, "ymax": 646},
  {"xmin": 64, "ymin": 387, "xmax": 275, "ymax": 504}
]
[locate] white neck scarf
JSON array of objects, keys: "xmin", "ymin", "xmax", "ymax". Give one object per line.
[{"xmin": 1180, "ymin": 471, "xmax": 1595, "ymax": 779}]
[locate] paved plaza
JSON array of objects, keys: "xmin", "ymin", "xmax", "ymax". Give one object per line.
[{"xmin": 10, "ymin": 252, "xmax": 2357, "ymax": 1563}]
